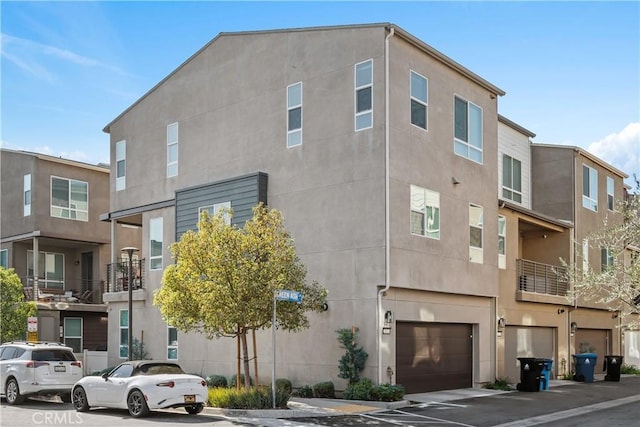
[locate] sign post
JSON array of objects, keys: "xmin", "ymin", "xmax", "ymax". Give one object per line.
[
  {"xmin": 272, "ymin": 289, "xmax": 302, "ymax": 408},
  {"xmin": 27, "ymin": 316, "xmax": 38, "ymax": 342}
]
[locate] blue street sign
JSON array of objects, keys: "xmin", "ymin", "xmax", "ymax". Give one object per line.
[{"xmin": 276, "ymin": 289, "xmax": 302, "ymax": 303}]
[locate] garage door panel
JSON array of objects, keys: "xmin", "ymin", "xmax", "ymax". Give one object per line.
[
  {"xmin": 575, "ymin": 329, "xmax": 608, "ymax": 374},
  {"xmin": 505, "ymin": 326, "xmax": 555, "ymax": 383}
]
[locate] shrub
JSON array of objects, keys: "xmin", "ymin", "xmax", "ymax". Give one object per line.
[
  {"xmin": 208, "ymin": 386, "xmax": 290, "ymax": 409},
  {"xmin": 337, "ymin": 328, "xmax": 368, "ymax": 384},
  {"xmin": 229, "ymin": 373, "xmax": 254, "ymax": 388},
  {"xmin": 206, "ymin": 374, "xmax": 228, "ymax": 388},
  {"xmin": 483, "ymin": 377, "xmax": 513, "ymax": 391},
  {"xmin": 343, "ymin": 378, "xmax": 372, "ymax": 400},
  {"xmin": 294, "ymin": 385, "xmax": 313, "ymax": 398},
  {"xmin": 620, "ymin": 364, "xmax": 640, "ymax": 375},
  {"xmin": 370, "ymin": 383, "xmax": 405, "ymax": 401},
  {"xmin": 312, "ymin": 381, "xmax": 335, "ymax": 398},
  {"xmin": 275, "ymin": 378, "xmax": 292, "ymax": 394}
]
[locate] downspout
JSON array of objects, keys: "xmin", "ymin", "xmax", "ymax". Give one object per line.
[{"xmin": 377, "ymin": 25, "xmax": 394, "ymax": 385}]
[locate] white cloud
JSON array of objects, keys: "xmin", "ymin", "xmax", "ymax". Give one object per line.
[{"xmin": 588, "ymin": 123, "xmax": 640, "ymax": 182}]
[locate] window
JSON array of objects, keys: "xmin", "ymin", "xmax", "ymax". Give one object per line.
[
  {"xmin": 498, "ymin": 215, "xmax": 506, "ymax": 269},
  {"xmin": 410, "ymin": 71, "xmax": 428, "ymax": 129},
  {"xmin": 355, "ymin": 59, "xmax": 373, "ymax": 131},
  {"xmin": 582, "ymin": 239, "xmax": 589, "ymax": 271},
  {"xmin": 410, "ymin": 185, "xmax": 440, "ymax": 239},
  {"xmin": 454, "ymin": 96, "xmax": 483, "ymax": 163},
  {"xmin": 27, "ymin": 251, "xmax": 64, "ymax": 288},
  {"xmin": 287, "ymin": 82, "xmax": 302, "ymax": 147},
  {"xmin": 469, "ymin": 204, "xmax": 483, "ymax": 263},
  {"xmin": 582, "ymin": 164, "xmax": 598, "ymax": 211},
  {"xmin": 502, "ymin": 155, "xmax": 522, "ymax": 203},
  {"xmin": 24, "ymin": 174, "xmax": 31, "ymax": 216},
  {"xmin": 64, "ymin": 318, "xmax": 82, "ymax": 353},
  {"xmin": 149, "ymin": 218, "xmax": 163, "ymax": 271},
  {"xmin": 607, "ymin": 176, "xmax": 614, "ymax": 211},
  {"xmin": 0, "ymin": 249, "xmax": 7, "ymax": 268},
  {"xmin": 167, "ymin": 327, "xmax": 178, "ymax": 360},
  {"xmin": 51, "ymin": 177, "xmax": 88, "ymax": 221},
  {"xmin": 167, "ymin": 123, "xmax": 178, "ymax": 177},
  {"xmin": 119, "ymin": 309, "xmax": 128, "ymax": 359},
  {"xmin": 116, "ymin": 140, "xmax": 126, "ymax": 191},
  {"xmin": 601, "ymin": 247, "xmax": 614, "ymax": 272},
  {"xmin": 199, "ymin": 201, "xmax": 231, "ymax": 226}
]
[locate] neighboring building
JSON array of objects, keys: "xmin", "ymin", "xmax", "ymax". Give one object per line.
[{"xmin": 0, "ymin": 149, "xmax": 139, "ymax": 353}]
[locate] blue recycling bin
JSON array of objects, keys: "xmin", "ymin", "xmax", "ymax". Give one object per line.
[
  {"xmin": 573, "ymin": 353, "xmax": 597, "ymax": 383},
  {"xmin": 539, "ymin": 359, "xmax": 553, "ymax": 391}
]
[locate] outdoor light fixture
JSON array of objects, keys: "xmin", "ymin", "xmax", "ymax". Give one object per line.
[
  {"xmin": 557, "ymin": 308, "xmax": 565, "ymax": 314},
  {"xmin": 121, "ymin": 247, "xmax": 139, "ymax": 361},
  {"xmin": 570, "ymin": 321, "xmax": 578, "ymax": 336}
]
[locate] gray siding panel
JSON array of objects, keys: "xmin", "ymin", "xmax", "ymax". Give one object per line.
[{"xmin": 175, "ymin": 172, "xmax": 268, "ymax": 239}]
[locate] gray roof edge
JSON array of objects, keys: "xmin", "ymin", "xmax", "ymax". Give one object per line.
[
  {"xmin": 499, "ymin": 199, "xmax": 574, "ymax": 229},
  {"xmin": 498, "ymin": 114, "xmax": 536, "ymax": 138}
]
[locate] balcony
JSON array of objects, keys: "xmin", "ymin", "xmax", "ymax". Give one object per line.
[
  {"xmin": 516, "ymin": 259, "xmax": 569, "ymax": 304},
  {"xmin": 106, "ymin": 259, "xmax": 145, "ymax": 293},
  {"xmin": 22, "ymin": 277, "xmax": 105, "ymax": 304}
]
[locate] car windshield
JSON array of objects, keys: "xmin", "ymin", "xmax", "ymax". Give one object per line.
[
  {"xmin": 32, "ymin": 349, "xmax": 76, "ymax": 361},
  {"xmin": 136, "ymin": 363, "xmax": 185, "ymax": 375}
]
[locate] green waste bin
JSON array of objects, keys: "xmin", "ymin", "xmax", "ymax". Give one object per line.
[
  {"xmin": 516, "ymin": 357, "xmax": 544, "ymax": 392},
  {"xmin": 603, "ymin": 355, "xmax": 623, "ymax": 382},
  {"xmin": 573, "ymin": 353, "xmax": 597, "ymax": 383}
]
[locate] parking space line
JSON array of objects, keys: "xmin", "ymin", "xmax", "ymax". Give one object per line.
[{"xmin": 395, "ymin": 409, "xmax": 477, "ymax": 426}]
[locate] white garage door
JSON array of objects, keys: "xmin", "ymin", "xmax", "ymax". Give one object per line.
[{"xmin": 505, "ymin": 326, "xmax": 555, "ymax": 383}]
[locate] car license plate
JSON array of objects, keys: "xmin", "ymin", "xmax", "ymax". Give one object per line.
[
  {"xmin": 184, "ymin": 395, "xmax": 196, "ymax": 404},
  {"xmin": 54, "ymin": 365, "xmax": 66, "ymax": 372}
]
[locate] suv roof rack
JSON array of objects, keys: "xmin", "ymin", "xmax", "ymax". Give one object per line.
[{"xmin": 3, "ymin": 341, "xmax": 67, "ymax": 346}]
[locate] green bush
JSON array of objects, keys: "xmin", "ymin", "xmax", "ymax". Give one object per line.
[
  {"xmin": 620, "ymin": 364, "xmax": 640, "ymax": 375},
  {"xmin": 483, "ymin": 377, "xmax": 513, "ymax": 391},
  {"xmin": 337, "ymin": 328, "xmax": 368, "ymax": 384},
  {"xmin": 208, "ymin": 386, "xmax": 290, "ymax": 409},
  {"xmin": 343, "ymin": 378, "xmax": 372, "ymax": 400},
  {"xmin": 275, "ymin": 378, "xmax": 292, "ymax": 394},
  {"xmin": 370, "ymin": 383, "xmax": 405, "ymax": 401},
  {"xmin": 206, "ymin": 374, "xmax": 228, "ymax": 388},
  {"xmin": 312, "ymin": 381, "xmax": 335, "ymax": 398},
  {"xmin": 229, "ymin": 374, "xmax": 254, "ymax": 388},
  {"xmin": 294, "ymin": 385, "xmax": 313, "ymax": 398}
]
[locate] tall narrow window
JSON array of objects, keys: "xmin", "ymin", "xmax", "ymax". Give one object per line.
[
  {"xmin": 119, "ymin": 309, "xmax": 128, "ymax": 359},
  {"xmin": 355, "ymin": 59, "xmax": 373, "ymax": 131},
  {"xmin": 502, "ymin": 155, "xmax": 522, "ymax": 203},
  {"xmin": 410, "ymin": 71, "xmax": 428, "ymax": 129},
  {"xmin": 454, "ymin": 96, "xmax": 483, "ymax": 163},
  {"xmin": 601, "ymin": 247, "xmax": 614, "ymax": 272},
  {"xmin": 582, "ymin": 164, "xmax": 598, "ymax": 211},
  {"xmin": 498, "ymin": 215, "xmax": 506, "ymax": 269},
  {"xmin": 167, "ymin": 326, "xmax": 178, "ymax": 360},
  {"xmin": 199, "ymin": 201, "xmax": 231, "ymax": 226},
  {"xmin": 287, "ymin": 82, "xmax": 302, "ymax": 147},
  {"xmin": 24, "ymin": 174, "xmax": 31, "ymax": 216},
  {"xmin": 149, "ymin": 218, "xmax": 163, "ymax": 270},
  {"xmin": 410, "ymin": 185, "xmax": 440, "ymax": 239},
  {"xmin": 51, "ymin": 177, "xmax": 88, "ymax": 221},
  {"xmin": 64, "ymin": 318, "xmax": 82, "ymax": 353},
  {"xmin": 0, "ymin": 249, "xmax": 7, "ymax": 268},
  {"xmin": 167, "ymin": 123, "xmax": 178, "ymax": 177},
  {"xmin": 469, "ymin": 204, "xmax": 483, "ymax": 263},
  {"xmin": 607, "ymin": 176, "xmax": 614, "ymax": 211},
  {"xmin": 116, "ymin": 140, "xmax": 126, "ymax": 191},
  {"xmin": 28, "ymin": 251, "xmax": 64, "ymax": 288}
]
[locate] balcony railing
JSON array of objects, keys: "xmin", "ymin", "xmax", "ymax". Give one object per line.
[
  {"xmin": 517, "ymin": 259, "xmax": 568, "ymax": 296},
  {"xmin": 21, "ymin": 277, "xmax": 105, "ymax": 304},
  {"xmin": 106, "ymin": 259, "xmax": 145, "ymax": 293}
]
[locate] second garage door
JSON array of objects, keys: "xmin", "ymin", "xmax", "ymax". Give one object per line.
[
  {"xmin": 396, "ymin": 322, "xmax": 472, "ymax": 393},
  {"xmin": 575, "ymin": 328, "xmax": 609, "ymax": 374}
]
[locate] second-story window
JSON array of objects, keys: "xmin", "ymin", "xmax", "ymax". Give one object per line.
[
  {"xmin": 410, "ymin": 185, "xmax": 440, "ymax": 239},
  {"xmin": 454, "ymin": 96, "xmax": 483, "ymax": 164},
  {"xmin": 24, "ymin": 174, "xmax": 31, "ymax": 216},
  {"xmin": 582, "ymin": 164, "xmax": 598, "ymax": 211},
  {"xmin": 607, "ymin": 176, "xmax": 614, "ymax": 211},
  {"xmin": 287, "ymin": 82, "xmax": 302, "ymax": 148},
  {"xmin": 469, "ymin": 204, "xmax": 483, "ymax": 264},
  {"xmin": 355, "ymin": 59, "xmax": 373, "ymax": 131},
  {"xmin": 199, "ymin": 201, "xmax": 231, "ymax": 226},
  {"xmin": 149, "ymin": 217, "xmax": 163, "ymax": 271},
  {"xmin": 51, "ymin": 177, "xmax": 88, "ymax": 221},
  {"xmin": 601, "ymin": 247, "xmax": 614, "ymax": 272},
  {"xmin": 502, "ymin": 154, "xmax": 522, "ymax": 203},
  {"xmin": 0, "ymin": 249, "xmax": 7, "ymax": 268},
  {"xmin": 498, "ymin": 215, "xmax": 506, "ymax": 269},
  {"xmin": 116, "ymin": 140, "xmax": 126, "ymax": 191},
  {"xmin": 167, "ymin": 123, "xmax": 178, "ymax": 177},
  {"xmin": 410, "ymin": 71, "xmax": 428, "ymax": 129}
]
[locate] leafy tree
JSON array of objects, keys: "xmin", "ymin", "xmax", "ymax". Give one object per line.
[
  {"xmin": 563, "ymin": 178, "xmax": 640, "ymax": 328},
  {"xmin": 154, "ymin": 204, "xmax": 327, "ymax": 388},
  {"xmin": 337, "ymin": 327, "xmax": 368, "ymax": 384},
  {"xmin": 1, "ymin": 267, "xmax": 37, "ymax": 342}
]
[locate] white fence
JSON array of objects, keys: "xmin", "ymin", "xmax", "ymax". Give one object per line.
[{"xmin": 80, "ymin": 350, "xmax": 109, "ymax": 376}]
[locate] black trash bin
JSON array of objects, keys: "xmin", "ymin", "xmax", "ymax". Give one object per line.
[
  {"xmin": 516, "ymin": 357, "xmax": 544, "ymax": 392},
  {"xmin": 603, "ymin": 355, "xmax": 623, "ymax": 381}
]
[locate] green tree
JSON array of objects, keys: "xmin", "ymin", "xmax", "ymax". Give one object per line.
[
  {"xmin": 563, "ymin": 178, "xmax": 640, "ymax": 328},
  {"xmin": 1, "ymin": 267, "xmax": 37, "ymax": 342},
  {"xmin": 154, "ymin": 204, "xmax": 327, "ymax": 388},
  {"xmin": 337, "ymin": 327, "xmax": 368, "ymax": 384}
]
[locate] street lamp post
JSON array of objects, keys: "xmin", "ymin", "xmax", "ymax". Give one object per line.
[{"xmin": 121, "ymin": 247, "xmax": 139, "ymax": 361}]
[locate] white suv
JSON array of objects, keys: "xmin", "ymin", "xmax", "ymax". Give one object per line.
[{"xmin": 0, "ymin": 341, "xmax": 82, "ymax": 404}]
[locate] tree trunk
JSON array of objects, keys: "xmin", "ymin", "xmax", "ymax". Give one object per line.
[{"xmin": 240, "ymin": 328, "xmax": 251, "ymax": 389}]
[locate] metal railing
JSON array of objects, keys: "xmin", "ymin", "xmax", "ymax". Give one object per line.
[
  {"xmin": 21, "ymin": 278, "xmax": 105, "ymax": 303},
  {"xmin": 106, "ymin": 259, "xmax": 145, "ymax": 293},
  {"xmin": 517, "ymin": 259, "xmax": 568, "ymax": 296}
]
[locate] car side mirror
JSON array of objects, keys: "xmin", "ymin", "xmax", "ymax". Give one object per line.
[{"xmin": 102, "ymin": 373, "xmax": 109, "ymax": 381}]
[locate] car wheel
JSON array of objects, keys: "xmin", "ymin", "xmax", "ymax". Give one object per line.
[
  {"xmin": 72, "ymin": 387, "xmax": 90, "ymax": 412},
  {"xmin": 127, "ymin": 390, "xmax": 149, "ymax": 418},
  {"xmin": 5, "ymin": 378, "xmax": 25, "ymax": 405},
  {"xmin": 60, "ymin": 392, "xmax": 72, "ymax": 403},
  {"xmin": 185, "ymin": 403, "xmax": 204, "ymax": 414}
]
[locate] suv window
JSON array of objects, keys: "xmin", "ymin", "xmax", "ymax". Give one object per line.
[
  {"xmin": 0, "ymin": 346, "xmax": 17, "ymax": 360},
  {"xmin": 32, "ymin": 349, "xmax": 76, "ymax": 362}
]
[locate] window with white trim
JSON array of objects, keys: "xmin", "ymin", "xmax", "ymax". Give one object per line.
[
  {"xmin": 28, "ymin": 251, "xmax": 64, "ymax": 288},
  {"xmin": 601, "ymin": 247, "xmax": 614, "ymax": 272},
  {"xmin": 502, "ymin": 154, "xmax": 522, "ymax": 203},
  {"xmin": 454, "ymin": 96, "xmax": 483, "ymax": 163},
  {"xmin": 410, "ymin": 71, "xmax": 428, "ymax": 129},
  {"xmin": 116, "ymin": 140, "xmax": 126, "ymax": 191},
  {"xmin": 199, "ymin": 201, "xmax": 231, "ymax": 226},
  {"xmin": 582, "ymin": 164, "xmax": 598, "ymax": 211},
  {"xmin": 410, "ymin": 185, "xmax": 440, "ymax": 239},
  {"xmin": 355, "ymin": 59, "xmax": 373, "ymax": 131},
  {"xmin": 167, "ymin": 326, "xmax": 178, "ymax": 360},
  {"xmin": 0, "ymin": 249, "xmax": 7, "ymax": 268},
  {"xmin": 51, "ymin": 177, "xmax": 88, "ymax": 221},
  {"xmin": 119, "ymin": 309, "xmax": 128, "ymax": 359},
  {"xmin": 607, "ymin": 176, "xmax": 614, "ymax": 211},
  {"xmin": 24, "ymin": 174, "xmax": 31, "ymax": 216},
  {"xmin": 149, "ymin": 217, "xmax": 163, "ymax": 271},
  {"xmin": 167, "ymin": 123, "xmax": 178, "ymax": 177},
  {"xmin": 498, "ymin": 215, "xmax": 506, "ymax": 269},
  {"xmin": 64, "ymin": 317, "xmax": 82, "ymax": 353},
  {"xmin": 287, "ymin": 82, "xmax": 302, "ymax": 147},
  {"xmin": 469, "ymin": 204, "xmax": 483, "ymax": 263}
]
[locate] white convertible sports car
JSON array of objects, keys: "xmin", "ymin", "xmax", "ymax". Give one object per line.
[{"xmin": 71, "ymin": 361, "xmax": 208, "ymax": 417}]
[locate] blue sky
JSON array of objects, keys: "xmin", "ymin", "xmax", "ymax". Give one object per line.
[{"xmin": 2, "ymin": 1, "xmax": 639, "ymax": 184}]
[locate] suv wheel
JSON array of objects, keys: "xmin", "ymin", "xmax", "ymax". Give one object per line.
[{"xmin": 5, "ymin": 378, "xmax": 25, "ymax": 405}]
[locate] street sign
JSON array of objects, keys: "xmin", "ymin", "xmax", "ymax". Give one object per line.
[
  {"xmin": 27, "ymin": 317, "xmax": 38, "ymax": 342},
  {"xmin": 276, "ymin": 289, "xmax": 302, "ymax": 303}
]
